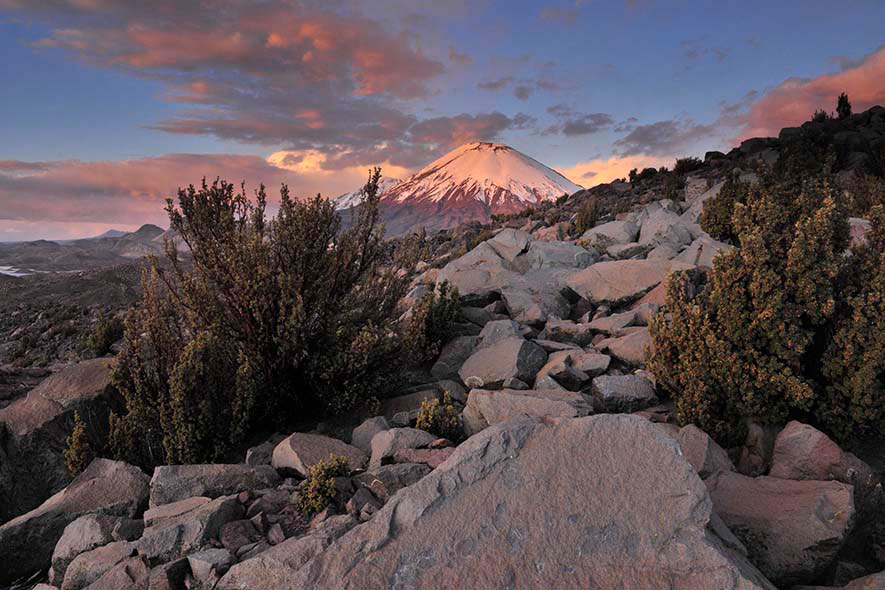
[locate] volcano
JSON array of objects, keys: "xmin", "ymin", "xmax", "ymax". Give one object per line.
[{"xmin": 337, "ymin": 142, "xmax": 583, "ymax": 235}]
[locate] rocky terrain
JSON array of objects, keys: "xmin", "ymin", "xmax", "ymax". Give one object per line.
[{"xmin": 0, "ymin": 106, "xmax": 883, "ymax": 590}]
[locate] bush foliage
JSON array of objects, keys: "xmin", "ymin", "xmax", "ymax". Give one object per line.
[
  {"xmin": 415, "ymin": 392, "xmax": 463, "ymax": 442},
  {"xmin": 651, "ymin": 161, "xmax": 885, "ymax": 443},
  {"xmin": 64, "ymin": 411, "xmax": 94, "ymax": 476},
  {"xmin": 109, "ymin": 169, "xmax": 432, "ymax": 468},
  {"xmin": 85, "ymin": 313, "xmax": 124, "ymax": 356},
  {"xmin": 297, "ymin": 455, "xmax": 350, "ymax": 516}
]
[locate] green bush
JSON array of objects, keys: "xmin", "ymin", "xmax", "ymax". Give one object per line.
[
  {"xmin": 297, "ymin": 455, "xmax": 350, "ymax": 516},
  {"xmin": 673, "ymin": 157, "xmax": 703, "ymax": 176},
  {"xmin": 837, "ymin": 92, "xmax": 852, "ymax": 120},
  {"xmin": 408, "ymin": 281, "xmax": 461, "ymax": 361},
  {"xmin": 651, "ymin": 168, "xmax": 884, "ymax": 444},
  {"xmin": 415, "ymin": 392, "xmax": 463, "ymax": 442},
  {"xmin": 575, "ymin": 197, "xmax": 600, "ymax": 234},
  {"xmin": 109, "ymin": 169, "xmax": 423, "ymax": 468},
  {"xmin": 699, "ymin": 174, "xmax": 748, "ymax": 243},
  {"xmin": 86, "ymin": 313, "xmax": 124, "ymax": 356},
  {"xmin": 64, "ymin": 411, "xmax": 94, "ymax": 476}
]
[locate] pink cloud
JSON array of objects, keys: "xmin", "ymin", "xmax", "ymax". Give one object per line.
[{"xmin": 739, "ymin": 46, "xmax": 885, "ymax": 140}]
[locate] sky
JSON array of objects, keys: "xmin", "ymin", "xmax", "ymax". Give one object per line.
[{"xmin": 1, "ymin": 0, "xmax": 884, "ymax": 241}]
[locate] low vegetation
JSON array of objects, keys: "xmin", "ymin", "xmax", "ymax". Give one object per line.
[
  {"xmin": 85, "ymin": 312, "xmax": 124, "ymax": 356},
  {"xmin": 415, "ymin": 392, "xmax": 463, "ymax": 442},
  {"xmin": 106, "ymin": 169, "xmax": 450, "ymax": 469},
  {"xmin": 652, "ymin": 155, "xmax": 885, "ymax": 443},
  {"xmin": 297, "ymin": 455, "xmax": 350, "ymax": 516},
  {"xmin": 64, "ymin": 411, "xmax": 94, "ymax": 476}
]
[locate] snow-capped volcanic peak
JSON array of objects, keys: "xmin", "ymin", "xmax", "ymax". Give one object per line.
[
  {"xmin": 333, "ymin": 176, "xmax": 401, "ymax": 210},
  {"xmin": 385, "ymin": 142, "xmax": 583, "ymax": 207}
]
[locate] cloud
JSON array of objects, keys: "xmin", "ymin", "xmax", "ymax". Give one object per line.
[
  {"xmin": 478, "ymin": 77, "xmax": 514, "ymax": 91},
  {"xmin": 0, "ymin": 152, "xmax": 406, "ymax": 232},
  {"xmin": 736, "ymin": 45, "xmax": 885, "ymax": 140},
  {"xmin": 1, "ymin": 1, "xmax": 532, "ymax": 168},
  {"xmin": 448, "ymin": 46, "xmax": 472, "ymax": 65},
  {"xmin": 614, "ymin": 118, "xmax": 716, "ymax": 156},
  {"xmin": 561, "ymin": 154, "xmax": 671, "ymax": 187},
  {"xmin": 544, "ymin": 104, "xmax": 614, "ymax": 136},
  {"xmin": 513, "ymin": 85, "xmax": 533, "ymax": 101}
]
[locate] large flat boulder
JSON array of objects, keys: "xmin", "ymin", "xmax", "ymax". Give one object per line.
[
  {"xmin": 271, "ymin": 433, "xmax": 367, "ymax": 477},
  {"xmin": 369, "ymin": 427, "xmax": 437, "ymax": 468},
  {"xmin": 0, "ymin": 358, "xmax": 119, "ymax": 522},
  {"xmin": 463, "ymin": 388, "xmax": 591, "ymax": 435},
  {"xmin": 638, "ymin": 207, "xmax": 693, "ymax": 248},
  {"xmin": 566, "ymin": 260, "xmax": 694, "ymax": 306},
  {"xmin": 289, "ymin": 415, "xmax": 775, "ymax": 589},
  {"xmin": 769, "ymin": 421, "xmax": 877, "ymax": 494},
  {"xmin": 149, "ymin": 464, "xmax": 281, "ymax": 508},
  {"xmin": 0, "ymin": 458, "xmax": 149, "ymax": 585},
  {"xmin": 458, "ymin": 337, "xmax": 547, "ymax": 390},
  {"xmin": 705, "ymin": 471, "xmax": 855, "ymax": 586}
]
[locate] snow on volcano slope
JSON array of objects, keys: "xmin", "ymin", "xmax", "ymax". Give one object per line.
[
  {"xmin": 332, "ymin": 176, "xmax": 401, "ymax": 210},
  {"xmin": 377, "ymin": 142, "xmax": 583, "ymax": 235}
]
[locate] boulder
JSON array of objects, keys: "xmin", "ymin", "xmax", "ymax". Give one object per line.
[
  {"xmin": 537, "ymin": 318, "xmax": 595, "ymax": 346},
  {"xmin": 0, "ymin": 459, "xmax": 149, "ymax": 585},
  {"xmin": 646, "ymin": 243, "xmax": 680, "ymax": 260},
  {"xmin": 533, "ymin": 350, "xmax": 590, "ymax": 391},
  {"xmin": 673, "ymin": 236, "xmax": 734, "ymax": 270},
  {"xmin": 580, "ymin": 220, "xmax": 639, "ymax": 246},
  {"xmin": 737, "ymin": 420, "xmax": 780, "ymax": 476},
  {"xmin": 430, "ymin": 336, "xmax": 479, "ymax": 381},
  {"xmin": 80, "ymin": 556, "xmax": 149, "ymax": 590},
  {"xmin": 769, "ymin": 421, "xmax": 877, "ymax": 492},
  {"xmin": 0, "ymin": 358, "xmax": 119, "ymax": 522},
  {"xmin": 381, "ymin": 389, "xmax": 440, "ymax": 426},
  {"xmin": 149, "ymin": 464, "xmax": 281, "ymax": 508},
  {"xmin": 587, "ymin": 310, "xmax": 637, "ymax": 334},
  {"xmin": 392, "ymin": 447, "xmax": 455, "ymax": 469},
  {"xmin": 591, "ymin": 374, "xmax": 658, "ymax": 413},
  {"xmin": 566, "ymin": 260, "xmax": 694, "ymax": 306},
  {"xmin": 187, "ymin": 548, "xmax": 233, "ymax": 583},
  {"xmin": 458, "ymin": 337, "xmax": 547, "ymax": 390},
  {"xmin": 597, "ymin": 327, "xmax": 653, "ymax": 366},
  {"xmin": 272, "ymin": 433, "xmax": 367, "ymax": 477},
  {"xmin": 353, "ymin": 463, "xmax": 431, "ymax": 501},
  {"xmin": 50, "ymin": 514, "xmax": 143, "ymax": 585},
  {"xmin": 290, "ymin": 415, "xmax": 775, "ymax": 590},
  {"xmin": 244, "ymin": 434, "xmax": 286, "ymax": 467},
  {"xmin": 525, "ymin": 240, "xmax": 597, "ymax": 269},
  {"xmin": 706, "ymin": 471, "xmax": 855, "ymax": 585},
  {"xmin": 638, "ymin": 208, "xmax": 693, "ymax": 248},
  {"xmin": 477, "ymin": 319, "xmax": 526, "ymax": 349},
  {"xmin": 350, "ymin": 416, "xmax": 389, "ymax": 455},
  {"xmin": 463, "ymin": 388, "xmax": 592, "ymax": 435},
  {"xmin": 569, "ymin": 351, "xmax": 611, "ymax": 376},
  {"xmin": 136, "ymin": 495, "xmax": 243, "ymax": 565},
  {"xmin": 62, "ymin": 540, "xmax": 134, "ymax": 590},
  {"xmin": 677, "ymin": 425, "xmax": 735, "ymax": 479},
  {"xmin": 369, "ymin": 427, "xmax": 437, "ymax": 468},
  {"xmin": 606, "ymin": 242, "xmax": 649, "ymax": 259}
]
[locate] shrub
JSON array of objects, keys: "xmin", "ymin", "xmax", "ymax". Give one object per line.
[
  {"xmin": 64, "ymin": 411, "xmax": 93, "ymax": 476},
  {"xmin": 673, "ymin": 157, "xmax": 703, "ymax": 176},
  {"xmin": 812, "ymin": 109, "xmax": 830, "ymax": 123},
  {"xmin": 821, "ymin": 205, "xmax": 885, "ymax": 439},
  {"xmin": 408, "ymin": 281, "xmax": 461, "ymax": 361},
  {"xmin": 297, "ymin": 455, "xmax": 350, "ymax": 516},
  {"xmin": 86, "ymin": 313, "xmax": 124, "ymax": 356},
  {"xmin": 637, "ymin": 167, "xmax": 658, "ymax": 182},
  {"xmin": 109, "ymin": 169, "xmax": 422, "ymax": 468},
  {"xmin": 837, "ymin": 92, "xmax": 852, "ymax": 120},
  {"xmin": 649, "ymin": 168, "xmax": 876, "ymax": 444},
  {"xmin": 699, "ymin": 174, "xmax": 748, "ymax": 243},
  {"xmin": 415, "ymin": 392, "xmax": 463, "ymax": 441},
  {"xmin": 575, "ymin": 197, "xmax": 600, "ymax": 234}
]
